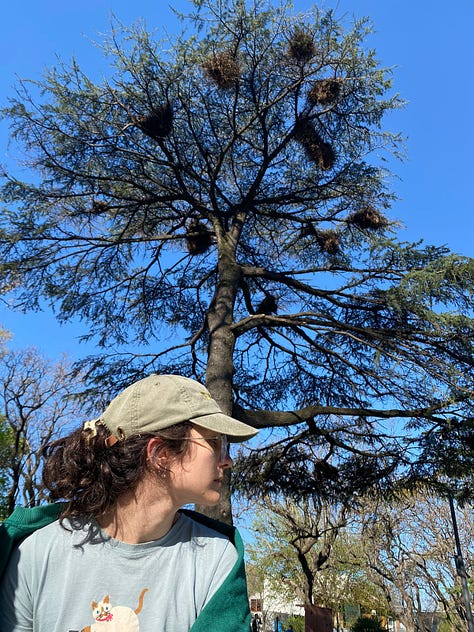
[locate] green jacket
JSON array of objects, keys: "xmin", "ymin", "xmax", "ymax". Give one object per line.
[{"xmin": 0, "ymin": 504, "xmax": 251, "ymax": 632}]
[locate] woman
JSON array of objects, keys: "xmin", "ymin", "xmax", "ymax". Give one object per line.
[{"xmin": 0, "ymin": 374, "xmax": 258, "ymax": 632}]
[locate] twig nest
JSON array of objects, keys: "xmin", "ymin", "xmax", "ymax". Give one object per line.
[
  {"xmin": 136, "ymin": 104, "xmax": 174, "ymax": 140},
  {"xmin": 202, "ymin": 51, "xmax": 240, "ymax": 89},
  {"xmin": 308, "ymin": 79, "xmax": 341, "ymax": 105},
  {"xmin": 317, "ymin": 141, "xmax": 336, "ymax": 171},
  {"xmin": 347, "ymin": 207, "xmax": 388, "ymax": 230},
  {"xmin": 293, "ymin": 118, "xmax": 336, "ymax": 170},
  {"xmin": 91, "ymin": 200, "xmax": 110, "ymax": 213},
  {"xmin": 314, "ymin": 229, "xmax": 340, "ymax": 254},
  {"xmin": 256, "ymin": 294, "xmax": 278, "ymax": 315},
  {"xmin": 185, "ymin": 220, "xmax": 213, "ymax": 255},
  {"xmin": 288, "ymin": 26, "xmax": 316, "ymax": 62}
]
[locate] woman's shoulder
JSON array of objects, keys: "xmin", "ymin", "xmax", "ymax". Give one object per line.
[
  {"xmin": 177, "ymin": 510, "xmax": 237, "ymax": 546},
  {"xmin": 179, "ymin": 509, "xmax": 237, "ymax": 539},
  {"xmin": 1, "ymin": 503, "xmax": 62, "ymax": 538},
  {"xmin": 173, "ymin": 511, "xmax": 239, "ymax": 574},
  {"xmin": 176, "ymin": 511, "xmax": 227, "ymax": 541},
  {"xmin": 0, "ymin": 504, "xmax": 64, "ymax": 577}
]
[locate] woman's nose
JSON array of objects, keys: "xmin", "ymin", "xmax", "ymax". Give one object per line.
[{"xmin": 220, "ymin": 452, "xmax": 233, "ymax": 468}]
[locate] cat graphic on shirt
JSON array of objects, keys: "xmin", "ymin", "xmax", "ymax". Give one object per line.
[{"xmin": 81, "ymin": 588, "xmax": 148, "ymax": 632}]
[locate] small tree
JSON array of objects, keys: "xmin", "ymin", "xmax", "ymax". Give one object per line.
[
  {"xmin": 248, "ymin": 495, "xmax": 348, "ymax": 606},
  {"xmin": 286, "ymin": 615, "xmax": 304, "ymax": 632},
  {"xmin": 0, "ymin": 347, "xmax": 83, "ymax": 514},
  {"xmin": 247, "ymin": 497, "xmax": 391, "ymax": 625}
]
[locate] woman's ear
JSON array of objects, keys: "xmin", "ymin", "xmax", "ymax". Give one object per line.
[{"xmin": 146, "ymin": 437, "xmax": 170, "ymax": 470}]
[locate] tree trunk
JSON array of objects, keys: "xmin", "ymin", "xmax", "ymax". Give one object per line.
[
  {"xmin": 196, "ymin": 237, "xmax": 241, "ymax": 524},
  {"xmin": 297, "ymin": 549, "xmax": 315, "ymax": 605}
]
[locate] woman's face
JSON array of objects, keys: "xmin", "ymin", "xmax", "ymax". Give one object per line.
[{"xmin": 166, "ymin": 424, "xmax": 233, "ymax": 507}]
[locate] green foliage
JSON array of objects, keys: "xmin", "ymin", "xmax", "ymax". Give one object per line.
[
  {"xmin": 351, "ymin": 616, "xmax": 385, "ymax": 632},
  {"xmin": 437, "ymin": 618, "xmax": 456, "ymax": 632},
  {"xmin": 0, "ymin": 417, "xmax": 14, "ymax": 519},
  {"xmin": 407, "ymin": 415, "xmax": 474, "ymax": 503},
  {"xmin": 285, "ymin": 615, "xmax": 304, "ymax": 632}
]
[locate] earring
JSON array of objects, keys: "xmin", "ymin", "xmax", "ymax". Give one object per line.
[{"xmin": 158, "ymin": 466, "xmax": 168, "ymax": 479}]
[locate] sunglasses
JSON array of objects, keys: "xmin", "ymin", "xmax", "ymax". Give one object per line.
[{"xmin": 184, "ymin": 434, "xmax": 229, "ymax": 461}]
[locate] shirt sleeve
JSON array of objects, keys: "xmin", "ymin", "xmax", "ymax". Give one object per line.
[{"xmin": 201, "ymin": 536, "xmax": 238, "ymax": 607}]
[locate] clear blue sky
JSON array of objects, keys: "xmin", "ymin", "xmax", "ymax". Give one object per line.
[{"xmin": 1, "ymin": 0, "xmax": 473, "ymax": 359}]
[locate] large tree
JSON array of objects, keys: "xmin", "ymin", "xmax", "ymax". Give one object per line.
[{"xmin": 1, "ymin": 0, "xmax": 474, "ymax": 520}]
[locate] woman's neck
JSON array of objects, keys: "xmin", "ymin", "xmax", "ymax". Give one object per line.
[{"xmin": 97, "ymin": 481, "xmax": 180, "ymax": 544}]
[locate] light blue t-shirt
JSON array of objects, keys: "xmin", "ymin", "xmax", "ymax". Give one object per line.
[{"xmin": 0, "ymin": 512, "xmax": 237, "ymax": 632}]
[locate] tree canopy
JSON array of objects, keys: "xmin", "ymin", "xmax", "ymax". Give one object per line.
[{"xmin": 1, "ymin": 0, "xmax": 473, "ymax": 517}]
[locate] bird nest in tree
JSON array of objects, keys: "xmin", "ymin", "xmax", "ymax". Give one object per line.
[
  {"xmin": 91, "ymin": 200, "xmax": 110, "ymax": 213},
  {"xmin": 201, "ymin": 51, "xmax": 240, "ymax": 89},
  {"xmin": 293, "ymin": 118, "xmax": 336, "ymax": 170},
  {"xmin": 185, "ymin": 221, "xmax": 213, "ymax": 255},
  {"xmin": 347, "ymin": 207, "xmax": 388, "ymax": 230},
  {"xmin": 308, "ymin": 79, "xmax": 341, "ymax": 105},
  {"xmin": 136, "ymin": 104, "xmax": 174, "ymax": 140},
  {"xmin": 314, "ymin": 229, "xmax": 340, "ymax": 254},
  {"xmin": 288, "ymin": 26, "xmax": 316, "ymax": 62}
]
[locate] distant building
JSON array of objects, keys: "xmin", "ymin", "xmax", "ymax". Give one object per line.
[{"xmin": 249, "ymin": 579, "xmax": 304, "ymax": 631}]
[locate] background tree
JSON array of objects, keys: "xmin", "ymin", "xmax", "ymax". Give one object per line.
[
  {"xmin": 248, "ymin": 490, "xmax": 473, "ymax": 631},
  {"xmin": 354, "ymin": 490, "xmax": 474, "ymax": 632},
  {"xmin": 0, "ymin": 327, "xmax": 13, "ymax": 518},
  {"xmin": 404, "ymin": 417, "xmax": 474, "ymax": 632},
  {"xmin": 247, "ymin": 496, "xmax": 393, "ymax": 629},
  {"xmin": 0, "ymin": 416, "xmax": 14, "ymax": 519},
  {"xmin": 321, "ymin": 531, "xmax": 391, "ymax": 628},
  {"xmin": 246, "ymin": 495, "xmax": 391, "ymax": 626},
  {"xmin": 0, "ymin": 347, "xmax": 82, "ymax": 515},
  {"xmin": 248, "ymin": 495, "xmax": 348, "ymax": 606},
  {"xmin": 1, "ymin": 0, "xmax": 474, "ymax": 520}
]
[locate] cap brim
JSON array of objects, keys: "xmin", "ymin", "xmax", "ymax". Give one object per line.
[{"xmin": 190, "ymin": 412, "xmax": 258, "ymax": 442}]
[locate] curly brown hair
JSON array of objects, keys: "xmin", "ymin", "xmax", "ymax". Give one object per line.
[{"xmin": 41, "ymin": 421, "xmax": 192, "ymax": 525}]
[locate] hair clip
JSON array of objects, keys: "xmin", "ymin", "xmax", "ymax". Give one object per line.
[{"xmin": 83, "ymin": 418, "xmax": 100, "ymax": 439}]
